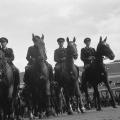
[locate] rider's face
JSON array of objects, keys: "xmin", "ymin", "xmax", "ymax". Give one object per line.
[
  {"xmin": 58, "ymin": 42, "xmax": 64, "ymax": 48},
  {"xmin": 33, "ymin": 40, "xmax": 40, "ymax": 47},
  {"xmin": 85, "ymin": 41, "xmax": 91, "ymax": 47},
  {"xmin": 1, "ymin": 41, "xmax": 7, "ymax": 48}
]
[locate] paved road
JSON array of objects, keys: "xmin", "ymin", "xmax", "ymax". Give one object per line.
[{"xmin": 24, "ymin": 106, "xmax": 120, "ymax": 120}]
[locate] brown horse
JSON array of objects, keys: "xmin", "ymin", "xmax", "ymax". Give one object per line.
[
  {"xmin": 55, "ymin": 37, "xmax": 84, "ymax": 115},
  {"xmin": 28, "ymin": 34, "xmax": 54, "ymax": 118},
  {"xmin": 0, "ymin": 50, "xmax": 16, "ymax": 120},
  {"xmin": 81, "ymin": 36, "xmax": 116, "ymax": 111}
]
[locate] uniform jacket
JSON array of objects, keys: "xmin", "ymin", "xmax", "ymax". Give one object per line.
[
  {"xmin": 26, "ymin": 45, "xmax": 47, "ymax": 65},
  {"xmin": 54, "ymin": 47, "xmax": 66, "ymax": 63},
  {"xmin": 81, "ymin": 47, "xmax": 96, "ymax": 66},
  {"xmin": 1, "ymin": 47, "xmax": 14, "ymax": 64}
]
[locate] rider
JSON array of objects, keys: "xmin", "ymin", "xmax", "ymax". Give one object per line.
[
  {"xmin": 0, "ymin": 37, "xmax": 20, "ymax": 89},
  {"xmin": 54, "ymin": 38, "xmax": 66, "ymax": 80},
  {"xmin": 80, "ymin": 37, "xmax": 96, "ymax": 109},
  {"xmin": 81, "ymin": 37, "xmax": 96, "ymax": 70},
  {"xmin": 24, "ymin": 34, "xmax": 53, "ymax": 84}
]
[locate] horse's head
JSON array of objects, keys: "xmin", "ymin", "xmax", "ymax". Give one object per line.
[
  {"xmin": 66, "ymin": 37, "xmax": 78, "ymax": 59},
  {"xmin": 97, "ymin": 36, "xmax": 115, "ymax": 60},
  {"xmin": 32, "ymin": 33, "xmax": 44, "ymax": 46},
  {"xmin": 32, "ymin": 33, "xmax": 47, "ymax": 65}
]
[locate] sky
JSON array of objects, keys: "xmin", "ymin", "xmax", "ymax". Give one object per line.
[{"xmin": 0, "ymin": 0, "xmax": 120, "ymax": 72}]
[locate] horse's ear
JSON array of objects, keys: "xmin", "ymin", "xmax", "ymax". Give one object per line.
[
  {"xmin": 104, "ymin": 36, "xmax": 107, "ymax": 42},
  {"xmin": 67, "ymin": 37, "xmax": 69, "ymax": 43},
  {"xmin": 32, "ymin": 33, "xmax": 34, "ymax": 40},
  {"xmin": 99, "ymin": 36, "xmax": 102, "ymax": 43},
  {"xmin": 73, "ymin": 37, "xmax": 76, "ymax": 42},
  {"xmin": 41, "ymin": 34, "xmax": 44, "ymax": 40}
]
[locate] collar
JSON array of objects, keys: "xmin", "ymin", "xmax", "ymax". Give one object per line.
[
  {"xmin": 85, "ymin": 46, "xmax": 91, "ymax": 49},
  {"xmin": 59, "ymin": 47, "xmax": 64, "ymax": 49},
  {"xmin": 2, "ymin": 47, "xmax": 7, "ymax": 50}
]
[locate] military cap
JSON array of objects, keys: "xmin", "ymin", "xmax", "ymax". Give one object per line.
[
  {"xmin": 84, "ymin": 37, "xmax": 91, "ymax": 44},
  {"xmin": 57, "ymin": 38, "xmax": 65, "ymax": 43},
  {"xmin": 0, "ymin": 37, "xmax": 8, "ymax": 43}
]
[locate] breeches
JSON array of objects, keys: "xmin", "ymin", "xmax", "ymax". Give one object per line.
[{"xmin": 54, "ymin": 63, "xmax": 63, "ymax": 72}]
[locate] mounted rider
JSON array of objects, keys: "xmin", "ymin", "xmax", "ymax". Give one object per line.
[
  {"xmin": 81, "ymin": 37, "xmax": 96, "ymax": 70},
  {"xmin": 0, "ymin": 37, "xmax": 20, "ymax": 89},
  {"xmin": 54, "ymin": 38, "xmax": 66, "ymax": 80},
  {"xmin": 80, "ymin": 38, "xmax": 96, "ymax": 88},
  {"xmin": 24, "ymin": 34, "xmax": 53, "ymax": 85}
]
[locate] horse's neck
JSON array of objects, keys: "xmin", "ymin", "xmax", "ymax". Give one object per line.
[
  {"xmin": 95, "ymin": 52, "xmax": 103, "ymax": 65},
  {"xmin": 35, "ymin": 61, "xmax": 46, "ymax": 69},
  {"xmin": 65, "ymin": 56, "xmax": 74, "ymax": 70}
]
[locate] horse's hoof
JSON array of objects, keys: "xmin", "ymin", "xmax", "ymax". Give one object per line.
[
  {"xmin": 113, "ymin": 105, "xmax": 117, "ymax": 108},
  {"xmin": 77, "ymin": 110, "xmax": 81, "ymax": 113},
  {"xmin": 96, "ymin": 108, "xmax": 102, "ymax": 111},
  {"xmin": 80, "ymin": 108, "xmax": 85, "ymax": 113},
  {"xmin": 67, "ymin": 111, "xmax": 73, "ymax": 115},
  {"xmin": 46, "ymin": 110, "xmax": 55, "ymax": 118},
  {"xmin": 39, "ymin": 114, "xmax": 44, "ymax": 119},
  {"xmin": 85, "ymin": 105, "xmax": 91, "ymax": 110}
]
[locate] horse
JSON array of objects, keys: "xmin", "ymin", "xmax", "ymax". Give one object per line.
[
  {"xmin": 27, "ymin": 34, "xmax": 54, "ymax": 118},
  {"xmin": 0, "ymin": 50, "xmax": 17, "ymax": 120},
  {"xmin": 81, "ymin": 36, "xmax": 116, "ymax": 111},
  {"xmin": 55, "ymin": 37, "xmax": 84, "ymax": 115}
]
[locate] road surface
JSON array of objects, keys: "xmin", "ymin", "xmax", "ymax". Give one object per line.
[{"xmin": 24, "ymin": 106, "xmax": 120, "ymax": 120}]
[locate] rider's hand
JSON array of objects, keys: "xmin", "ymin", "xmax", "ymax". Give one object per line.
[
  {"xmin": 88, "ymin": 56, "xmax": 95, "ymax": 60},
  {"xmin": 61, "ymin": 57, "xmax": 66, "ymax": 61},
  {"xmin": 31, "ymin": 58, "xmax": 36, "ymax": 62}
]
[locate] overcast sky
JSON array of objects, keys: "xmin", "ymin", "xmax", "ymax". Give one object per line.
[{"xmin": 0, "ymin": 0, "xmax": 120, "ymax": 72}]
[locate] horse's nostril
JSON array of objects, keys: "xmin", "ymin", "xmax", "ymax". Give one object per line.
[{"xmin": 110, "ymin": 54, "xmax": 115, "ymax": 60}]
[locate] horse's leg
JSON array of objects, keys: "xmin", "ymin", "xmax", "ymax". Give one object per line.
[
  {"xmin": 81, "ymin": 71, "xmax": 91, "ymax": 110},
  {"xmin": 45, "ymin": 80, "xmax": 55, "ymax": 117},
  {"xmin": 75, "ymin": 81, "xmax": 84, "ymax": 113},
  {"xmin": 93, "ymin": 90, "xmax": 98, "ymax": 109},
  {"xmin": 104, "ymin": 80, "xmax": 116, "ymax": 108},
  {"xmin": 64, "ymin": 89, "xmax": 73, "ymax": 115},
  {"xmin": 55, "ymin": 87, "xmax": 63, "ymax": 115},
  {"xmin": 83, "ymin": 85, "xmax": 91, "ymax": 110},
  {"xmin": 93, "ymin": 86, "xmax": 101, "ymax": 111}
]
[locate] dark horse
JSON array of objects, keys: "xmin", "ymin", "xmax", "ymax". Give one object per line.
[
  {"xmin": 28, "ymin": 34, "xmax": 54, "ymax": 118},
  {"xmin": 55, "ymin": 37, "xmax": 84, "ymax": 115},
  {"xmin": 81, "ymin": 36, "xmax": 116, "ymax": 111},
  {"xmin": 0, "ymin": 50, "xmax": 17, "ymax": 120}
]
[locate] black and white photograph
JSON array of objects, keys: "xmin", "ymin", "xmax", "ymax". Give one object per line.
[{"xmin": 0, "ymin": 0, "xmax": 120, "ymax": 120}]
